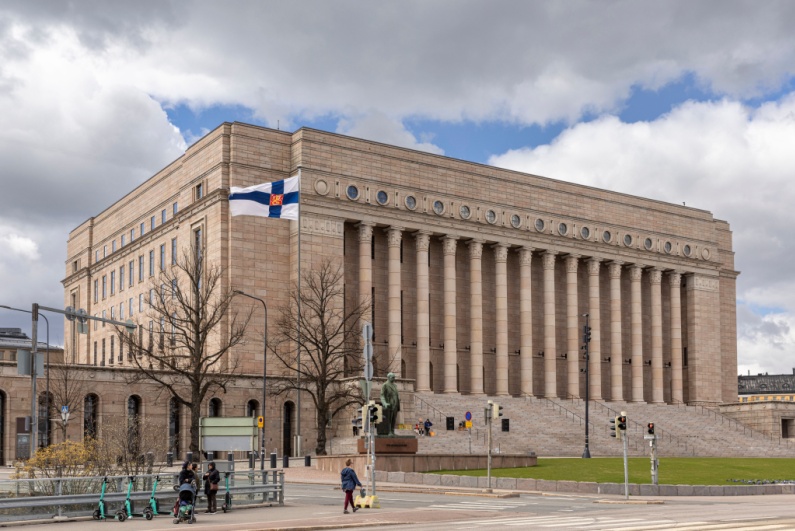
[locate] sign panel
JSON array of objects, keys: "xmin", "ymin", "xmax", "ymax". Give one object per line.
[
  {"xmin": 465, "ymin": 411, "xmax": 472, "ymax": 421},
  {"xmin": 61, "ymin": 405, "xmax": 69, "ymax": 414},
  {"xmin": 362, "ymin": 322, "xmax": 372, "ymax": 341},
  {"xmin": 465, "ymin": 420, "xmax": 472, "ymax": 428}
]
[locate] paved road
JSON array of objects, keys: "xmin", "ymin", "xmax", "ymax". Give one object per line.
[{"xmin": 6, "ymin": 482, "xmax": 795, "ymax": 530}]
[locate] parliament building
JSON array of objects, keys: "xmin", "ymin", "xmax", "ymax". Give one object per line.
[{"xmin": 50, "ymin": 123, "xmax": 741, "ymax": 460}]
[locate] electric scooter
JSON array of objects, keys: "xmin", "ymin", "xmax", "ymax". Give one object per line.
[
  {"xmin": 92, "ymin": 477, "xmax": 109, "ymax": 520},
  {"xmin": 221, "ymin": 472, "xmax": 232, "ymax": 513},
  {"xmin": 116, "ymin": 476, "xmax": 149, "ymax": 521},
  {"xmin": 142, "ymin": 475, "xmax": 162, "ymax": 520}
]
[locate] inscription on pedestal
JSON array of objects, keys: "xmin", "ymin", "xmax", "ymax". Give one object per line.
[{"xmin": 357, "ymin": 437, "xmax": 418, "ymax": 454}]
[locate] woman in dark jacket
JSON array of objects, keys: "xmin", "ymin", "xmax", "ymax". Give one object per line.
[
  {"xmin": 340, "ymin": 459, "xmax": 362, "ymax": 514},
  {"xmin": 202, "ymin": 462, "xmax": 221, "ymax": 514}
]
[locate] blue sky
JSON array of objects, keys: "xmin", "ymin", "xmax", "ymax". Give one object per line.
[{"xmin": 3, "ymin": 1, "xmax": 795, "ymax": 375}]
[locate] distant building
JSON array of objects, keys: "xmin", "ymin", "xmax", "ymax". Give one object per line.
[
  {"xmin": 738, "ymin": 370, "xmax": 795, "ymax": 403},
  {"xmin": 0, "ymin": 328, "xmax": 64, "ymax": 363}
]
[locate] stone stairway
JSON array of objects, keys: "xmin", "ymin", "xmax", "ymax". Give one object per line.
[{"xmin": 411, "ymin": 392, "xmax": 795, "ymax": 458}]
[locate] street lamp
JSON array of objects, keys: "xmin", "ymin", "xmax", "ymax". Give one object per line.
[
  {"xmin": 233, "ymin": 290, "xmax": 267, "ymax": 471},
  {"xmin": 1, "ymin": 304, "xmax": 50, "ymax": 453},
  {"xmin": 581, "ymin": 313, "xmax": 591, "ymax": 459}
]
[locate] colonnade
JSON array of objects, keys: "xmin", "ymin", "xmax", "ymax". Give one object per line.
[{"xmin": 356, "ymin": 223, "xmax": 686, "ymax": 404}]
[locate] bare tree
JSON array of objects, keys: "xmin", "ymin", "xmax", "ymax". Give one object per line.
[
  {"xmin": 47, "ymin": 357, "xmax": 88, "ymax": 443},
  {"xmin": 268, "ymin": 260, "xmax": 369, "ymax": 455},
  {"xmin": 119, "ymin": 245, "xmax": 251, "ymax": 455},
  {"xmin": 97, "ymin": 414, "xmax": 169, "ymax": 476}
]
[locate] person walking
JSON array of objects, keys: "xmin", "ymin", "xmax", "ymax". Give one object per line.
[
  {"xmin": 340, "ymin": 459, "xmax": 362, "ymax": 514},
  {"xmin": 203, "ymin": 461, "xmax": 220, "ymax": 514},
  {"xmin": 424, "ymin": 418, "xmax": 433, "ymax": 436}
]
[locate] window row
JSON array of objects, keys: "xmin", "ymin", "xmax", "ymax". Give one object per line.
[
  {"xmin": 94, "ymin": 203, "xmax": 179, "ymax": 264},
  {"xmin": 93, "ymin": 239, "xmax": 178, "ymax": 302}
]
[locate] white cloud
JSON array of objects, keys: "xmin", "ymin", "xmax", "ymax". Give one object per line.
[
  {"xmin": 0, "ymin": 232, "xmax": 39, "ymax": 261},
  {"xmin": 336, "ymin": 111, "xmax": 444, "ymax": 155},
  {"xmin": 489, "ymin": 97, "xmax": 795, "ymax": 373}
]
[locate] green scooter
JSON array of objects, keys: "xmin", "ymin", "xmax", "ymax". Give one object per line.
[
  {"xmin": 92, "ymin": 477, "xmax": 109, "ymax": 520},
  {"xmin": 221, "ymin": 472, "xmax": 232, "ymax": 513},
  {"xmin": 142, "ymin": 475, "xmax": 162, "ymax": 520},
  {"xmin": 116, "ymin": 476, "xmax": 151, "ymax": 521}
]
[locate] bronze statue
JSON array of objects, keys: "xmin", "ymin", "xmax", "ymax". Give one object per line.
[{"xmin": 379, "ymin": 372, "xmax": 400, "ymax": 436}]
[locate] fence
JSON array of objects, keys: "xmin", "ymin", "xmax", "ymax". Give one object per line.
[{"xmin": 0, "ymin": 470, "xmax": 284, "ymax": 523}]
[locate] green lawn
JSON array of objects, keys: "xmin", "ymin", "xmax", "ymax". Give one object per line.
[{"xmin": 434, "ymin": 458, "xmax": 795, "ymax": 485}]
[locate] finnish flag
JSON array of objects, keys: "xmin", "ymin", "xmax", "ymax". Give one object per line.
[{"xmin": 229, "ymin": 174, "xmax": 300, "ymax": 220}]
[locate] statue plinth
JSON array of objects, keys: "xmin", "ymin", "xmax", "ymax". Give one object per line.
[{"xmin": 357, "ymin": 436, "xmax": 418, "ymax": 454}]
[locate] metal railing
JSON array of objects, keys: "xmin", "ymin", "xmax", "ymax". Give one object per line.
[
  {"xmin": 0, "ymin": 470, "xmax": 284, "ymax": 523},
  {"xmin": 413, "ymin": 395, "xmax": 487, "ymax": 446}
]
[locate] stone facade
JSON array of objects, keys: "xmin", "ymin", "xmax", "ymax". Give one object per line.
[{"xmin": 17, "ymin": 122, "xmax": 737, "ymax": 465}]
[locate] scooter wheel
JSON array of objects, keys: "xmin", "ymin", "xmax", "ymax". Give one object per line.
[
  {"xmin": 92, "ymin": 509, "xmax": 100, "ymax": 520},
  {"xmin": 144, "ymin": 509, "xmax": 153, "ymax": 520},
  {"xmin": 116, "ymin": 511, "xmax": 127, "ymax": 522}
]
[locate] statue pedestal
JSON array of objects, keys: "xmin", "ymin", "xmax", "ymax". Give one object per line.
[{"xmin": 357, "ymin": 436, "xmax": 418, "ymax": 454}]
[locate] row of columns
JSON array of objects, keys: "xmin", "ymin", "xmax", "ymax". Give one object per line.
[{"xmin": 356, "ymin": 222, "xmax": 685, "ymax": 403}]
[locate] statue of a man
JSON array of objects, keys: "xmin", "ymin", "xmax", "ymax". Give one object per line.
[{"xmin": 379, "ymin": 372, "xmax": 400, "ymax": 436}]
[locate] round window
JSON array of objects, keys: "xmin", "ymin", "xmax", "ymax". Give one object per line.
[
  {"xmin": 580, "ymin": 226, "xmax": 590, "ymax": 239},
  {"xmin": 534, "ymin": 218, "xmax": 545, "ymax": 232},
  {"xmin": 485, "ymin": 209, "xmax": 497, "ymax": 224},
  {"xmin": 433, "ymin": 200, "xmax": 445, "ymax": 215},
  {"xmin": 510, "ymin": 214, "xmax": 521, "ymax": 228},
  {"xmin": 683, "ymin": 244, "xmax": 692, "ymax": 257},
  {"xmin": 623, "ymin": 234, "xmax": 633, "ymax": 246},
  {"xmin": 459, "ymin": 205, "xmax": 471, "ymax": 219},
  {"xmin": 405, "ymin": 195, "xmax": 417, "ymax": 210},
  {"xmin": 702, "ymin": 248, "xmax": 711, "ymax": 260},
  {"xmin": 376, "ymin": 190, "xmax": 389, "ymax": 205},
  {"xmin": 558, "ymin": 222, "xmax": 568, "ymax": 236},
  {"xmin": 602, "ymin": 230, "xmax": 612, "ymax": 243},
  {"xmin": 346, "ymin": 185, "xmax": 359, "ymax": 200},
  {"xmin": 664, "ymin": 241, "xmax": 672, "ymax": 254},
  {"xmin": 644, "ymin": 237, "xmax": 653, "ymax": 250}
]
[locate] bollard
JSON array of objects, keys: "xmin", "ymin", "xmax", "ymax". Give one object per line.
[
  {"xmin": 282, "ymin": 454, "xmax": 289, "ymax": 468},
  {"xmin": 167, "ymin": 451, "xmax": 174, "ymax": 467},
  {"xmin": 304, "ymin": 455, "xmax": 311, "ymax": 467},
  {"xmin": 270, "ymin": 452, "xmax": 277, "ymax": 469},
  {"xmin": 248, "ymin": 452, "xmax": 255, "ymax": 469}
]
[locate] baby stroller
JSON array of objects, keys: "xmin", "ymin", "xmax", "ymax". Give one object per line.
[{"xmin": 173, "ymin": 482, "xmax": 197, "ymax": 524}]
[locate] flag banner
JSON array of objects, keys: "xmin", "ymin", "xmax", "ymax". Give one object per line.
[{"xmin": 229, "ymin": 174, "xmax": 300, "ymax": 219}]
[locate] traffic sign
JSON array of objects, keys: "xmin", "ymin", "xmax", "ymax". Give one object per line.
[
  {"xmin": 76, "ymin": 308, "xmax": 88, "ymax": 323},
  {"xmin": 364, "ymin": 360, "xmax": 373, "ymax": 381},
  {"xmin": 61, "ymin": 405, "xmax": 69, "ymax": 414},
  {"xmin": 362, "ymin": 322, "xmax": 372, "ymax": 341},
  {"xmin": 364, "ymin": 342, "xmax": 373, "ymax": 361},
  {"xmin": 65, "ymin": 306, "xmax": 75, "ymax": 322},
  {"xmin": 465, "ymin": 411, "xmax": 472, "ymax": 421},
  {"xmin": 465, "ymin": 420, "xmax": 472, "ymax": 428}
]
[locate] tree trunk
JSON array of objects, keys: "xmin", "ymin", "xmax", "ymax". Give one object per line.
[
  {"xmin": 315, "ymin": 409, "xmax": 328, "ymax": 456},
  {"xmin": 189, "ymin": 401, "xmax": 201, "ymax": 456}
]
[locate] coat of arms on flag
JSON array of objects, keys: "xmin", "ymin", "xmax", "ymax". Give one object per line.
[{"xmin": 229, "ymin": 174, "xmax": 300, "ymax": 219}]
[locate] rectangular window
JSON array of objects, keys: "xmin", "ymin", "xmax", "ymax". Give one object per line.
[
  {"xmin": 101, "ymin": 310, "xmax": 106, "ymax": 327},
  {"xmin": 102, "ymin": 275, "xmax": 107, "ymax": 299},
  {"xmin": 120, "ymin": 302, "xmax": 124, "ymax": 320},
  {"xmin": 160, "ymin": 244, "xmax": 165, "ymax": 270},
  {"xmin": 103, "ymin": 245, "xmax": 107, "ymax": 258},
  {"xmin": 172, "ymin": 278, "xmax": 177, "ymax": 299},
  {"xmin": 112, "ymin": 240, "xmax": 116, "ymax": 253},
  {"xmin": 131, "ymin": 228, "xmax": 135, "ymax": 242},
  {"xmin": 161, "ymin": 209, "xmax": 166, "ymax": 224},
  {"xmin": 159, "ymin": 317, "xmax": 165, "ymax": 350},
  {"xmin": 148, "ymin": 321, "xmax": 154, "ymax": 351},
  {"xmin": 171, "ymin": 238, "xmax": 177, "ymax": 265},
  {"xmin": 140, "ymin": 222, "xmax": 145, "ymax": 236},
  {"xmin": 139, "ymin": 293, "xmax": 144, "ymax": 312},
  {"xmin": 138, "ymin": 255, "xmax": 144, "ymax": 282},
  {"xmin": 149, "ymin": 250, "xmax": 154, "ymax": 276},
  {"xmin": 129, "ymin": 297, "xmax": 133, "ymax": 316},
  {"xmin": 118, "ymin": 334, "xmax": 124, "ymax": 362},
  {"xmin": 173, "ymin": 202, "xmax": 178, "ymax": 215},
  {"xmin": 110, "ymin": 307, "xmax": 114, "ymax": 320},
  {"xmin": 109, "ymin": 336, "xmax": 114, "ymax": 365},
  {"xmin": 95, "ymin": 250, "xmax": 99, "ymax": 263},
  {"xmin": 121, "ymin": 234, "xmax": 125, "ymax": 247},
  {"xmin": 73, "ymin": 260, "xmax": 78, "ymax": 273},
  {"xmin": 93, "ymin": 341, "xmax": 97, "ymax": 365},
  {"xmin": 94, "ymin": 313, "xmax": 98, "ymax": 331},
  {"xmin": 120, "ymin": 265, "xmax": 124, "ymax": 291},
  {"xmin": 101, "ymin": 338, "xmax": 106, "ymax": 366},
  {"xmin": 110, "ymin": 271, "xmax": 115, "ymax": 295},
  {"xmin": 94, "ymin": 279, "xmax": 98, "ymax": 303},
  {"xmin": 129, "ymin": 260, "xmax": 134, "ymax": 287},
  {"xmin": 150, "ymin": 288, "xmax": 155, "ymax": 307},
  {"xmin": 195, "ymin": 182, "xmax": 204, "ymax": 200},
  {"xmin": 151, "ymin": 216, "xmax": 155, "ymax": 231}
]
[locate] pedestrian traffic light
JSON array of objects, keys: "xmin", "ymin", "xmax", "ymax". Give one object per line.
[
  {"xmin": 491, "ymin": 402, "xmax": 503, "ymax": 419},
  {"xmin": 369, "ymin": 404, "xmax": 383, "ymax": 425},
  {"xmin": 617, "ymin": 415, "xmax": 627, "ymax": 431},
  {"xmin": 610, "ymin": 416, "xmax": 622, "ymax": 441},
  {"xmin": 647, "ymin": 422, "xmax": 654, "ymax": 435}
]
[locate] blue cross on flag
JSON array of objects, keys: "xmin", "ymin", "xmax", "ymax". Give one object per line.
[{"xmin": 229, "ymin": 174, "xmax": 300, "ymax": 220}]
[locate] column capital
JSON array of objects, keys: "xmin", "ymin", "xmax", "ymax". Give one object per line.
[
  {"xmin": 649, "ymin": 267, "xmax": 663, "ymax": 284},
  {"xmin": 385, "ymin": 226, "xmax": 404, "ymax": 247},
  {"xmin": 629, "ymin": 263, "xmax": 644, "ymax": 281},
  {"xmin": 608, "ymin": 261, "xmax": 624, "ymax": 278},
  {"xmin": 357, "ymin": 222, "xmax": 374, "ymax": 242},
  {"xmin": 414, "ymin": 230, "xmax": 431, "ymax": 251},
  {"xmin": 668, "ymin": 270, "xmax": 682, "ymax": 287},
  {"xmin": 493, "ymin": 242, "xmax": 509, "ymax": 262},
  {"xmin": 442, "ymin": 235, "xmax": 458, "ymax": 255},
  {"xmin": 518, "ymin": 246, "xmax": 534, "ymax": 265},
  {"xmin": 565, "ymin": 254, "xmax": 580, "ymax": 273},
  {"xmin": 468, "ymin": 239, "xmax": 484, "ymax": 259},
  {"xmin": 587, "ymin": 257, "xmax": 602, "ymax": 275},
  {"xmin": 542, "ymin": 250, "xmax": 558, "ymax": 270}
]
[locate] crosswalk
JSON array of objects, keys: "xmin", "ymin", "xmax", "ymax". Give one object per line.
[
  {"xmin": 427, "ymin": 499, "xmax": 529, "ymax": 512},
  {"xmin": 454, "ymin": 515, "xmax": 794, "ymax": 530}
]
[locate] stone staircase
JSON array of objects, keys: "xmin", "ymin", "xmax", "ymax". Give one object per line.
[{"xmin": 409, "ymin": 392, "xmax": 795, "ymax": 458}]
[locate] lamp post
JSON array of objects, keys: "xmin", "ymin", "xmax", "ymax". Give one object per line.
[
  {"xmin": 581, "ymin": 313, "xmax": 591, "ymax": 459},
  {"xmin": 1, "ymin": 304, "xmax": 50, "ymax": 453},
  {"xmin": 233, "ymin": 291, "xmax": 267, "ymax": 471}
]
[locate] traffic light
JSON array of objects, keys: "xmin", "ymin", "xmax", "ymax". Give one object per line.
[
  {"xmin": 491, "ymin": 402, "xmax": 503, "ymax": 419},
  {"xmin": 617, "ymin": 415, "xmax": 627, "ymax": 431},
  {"xmin": 369, "ymin": 404, "xmax": 383, "ymax": 425},
  {"xmin": 610, "ymin": 416, "xmax": 622, "ymax": 441},
  {"xmin": 583, "ymin": 325, "xmax": 591, "ymax": 343},
  {"xmin": 257, "ymin": 416, "xmax": 264, "ymax": 429},
  {"xmin": 647, "ymin": 422, "xmax": 655, "ymax": 435}
]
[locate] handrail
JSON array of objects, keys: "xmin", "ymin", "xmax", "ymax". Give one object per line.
[
  {"xmin": 541, "ymin": 397, "xmax": 643, "ymax": 453},
  {"xmin": 413, "ymin": 395, "xmax": 487, "ymax": 445}
]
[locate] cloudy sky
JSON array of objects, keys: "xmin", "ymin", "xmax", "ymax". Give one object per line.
[{"xmin": 1, "ymin": 1, "xmax": 794, "ymax": 376}]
